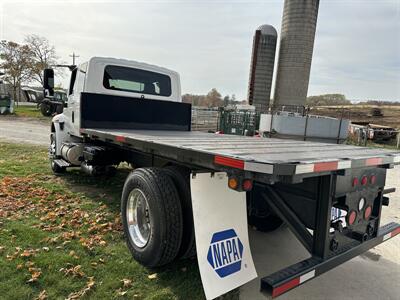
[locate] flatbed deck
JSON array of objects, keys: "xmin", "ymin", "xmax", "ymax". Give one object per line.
[{"xmin": 81, "ymin": 128, "xmax": 400, "ymax": 177}]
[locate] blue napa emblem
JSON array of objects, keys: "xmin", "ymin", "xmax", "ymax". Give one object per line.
[{"xmin": 207, "ymin": 229, "xmax": 244, "ymax": 278}]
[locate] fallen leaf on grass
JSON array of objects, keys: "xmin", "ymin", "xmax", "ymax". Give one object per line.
[
  {"xmin": 16, "ymin": 264, "xmax": 23, "ymax": 270},
  {"xmin": 20, "ymin": 249, "xmax": 35, "ymax": 258},
  {"xmin": 66, "ymin": 277, "xmax": 95, "ymax": 300},
  {"xmin": 148, "ymin": 273, "xmax": 157, "ymax": 280},
  {"xmin": 25, "ymin": 261, "xmax": 35, "ymax": 267},
  {"xmin": 116, "ymin": 288, "xmax": 128, "ymax": 296},
  {"xmin": 68, "ymin": 250, "xmax": 79, "ymax": 259},
  {"xmin": 60, "ymin": 264, "xmax": 85, "ymax": 278},
  {"xmin": 27, "ymin": 269, "xmax": 42, "ymax": 283},
  {"xmin": 35, "ymin": 290, "xmax": 47, "ymax": 300},
  {"xmin": 121, "ymin": 278, "xmax": 132, "ymax": 288}
]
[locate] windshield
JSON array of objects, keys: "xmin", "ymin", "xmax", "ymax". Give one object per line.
[{"xmin": 103, "ymin": 65, "xmax": 172, "ymax": 97}]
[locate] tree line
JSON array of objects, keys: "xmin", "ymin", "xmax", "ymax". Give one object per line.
[
  {"xmin": 0, "ymin": 35, "xmax": 62, "ymax": 101},
  {"xmin": 182, "ymin": 88, "xmax": 246, "ymax": 107},
  {"xmin": 306, "ymin": 94, "xmax": 351, "ymax": 106}
]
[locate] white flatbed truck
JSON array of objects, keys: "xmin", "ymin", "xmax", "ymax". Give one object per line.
[{"xmin": 44, "ymin": 57, "xmax": 400, "ymax": 299}]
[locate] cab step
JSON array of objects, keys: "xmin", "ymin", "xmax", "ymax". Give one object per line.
[{"xmin": 53, "ymin": 159, "xmax": 71, "ymax": 168}]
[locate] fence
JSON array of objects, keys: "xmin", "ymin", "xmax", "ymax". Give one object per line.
[
  {"xmin": 217, "ymin": 108, "xmax": 260, "ymax": 136},
  {"xmin": 191, "ymin": 107, "xmax": 219, "ymax": 132}
]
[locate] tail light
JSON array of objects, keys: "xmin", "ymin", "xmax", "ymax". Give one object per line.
[
  {"xmin": 242, "ymin": 179, "xmax": 253, "ymax": 191},
  {"xmin": 352, "ymin": 177, "xmax": 359, "ymax": 187},
  {"xmin": 364, "ymin": 206, "xmax": 372, "ymax": 220},
  {"xmin": 370, "ymin": 175, "xmax": 377, "ymax": 185},
  {"xmin": 347, "ymin": 210, "xmax": 357, "ymax": 226},
  {"xmin": 361, "ymin": 176, "xmax": 368, "ymax": 186}
]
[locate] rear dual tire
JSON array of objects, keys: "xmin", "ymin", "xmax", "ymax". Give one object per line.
[
  {"xmin": 121, "ymin": 168, "xmax": 183, "ymax": 267},
  {"xmin": 163, "ymin": 165, "xmax": 196, "ymax": 259}
]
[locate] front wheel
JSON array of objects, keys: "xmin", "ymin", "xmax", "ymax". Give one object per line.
[
  {"xmin": 121, "ymin": 168, "xmax": 183, "ymax": 267},
  {"xmin": 40, "ymin": 102, "xmax": 53, "ymax": 116}
]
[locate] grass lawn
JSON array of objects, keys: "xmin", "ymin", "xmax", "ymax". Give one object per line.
[
  {"xmin": 0, "ymin": 142, "xmax": 231, "ymax": 300},
  {"xmin": 13, "ymin": 105, "xmax": 49, "ymax": 121}
]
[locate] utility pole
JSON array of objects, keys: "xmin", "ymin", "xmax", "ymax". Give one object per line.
[{"xmin": 69, "ymin": 52, "xmax": 80, "ymax": 65}]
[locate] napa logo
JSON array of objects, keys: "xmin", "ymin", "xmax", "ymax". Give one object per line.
[{"xmin": 207, "ymin": 229, "xmax": 244, "ymax": 278}]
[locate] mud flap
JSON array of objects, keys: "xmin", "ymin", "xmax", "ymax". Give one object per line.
[{"xmin": 191, "ymin": 172, "xmax": 257, "ymax": 300}]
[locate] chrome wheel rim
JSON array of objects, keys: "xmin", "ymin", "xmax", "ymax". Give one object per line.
[{"xmin": 126, "ymin": 188, "xmax": 151, "ymax": 248}]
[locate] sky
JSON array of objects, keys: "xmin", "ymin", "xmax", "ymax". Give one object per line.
[{"xmin": 1, "ymin": 0, "xmax": 399, "ymax": 101}]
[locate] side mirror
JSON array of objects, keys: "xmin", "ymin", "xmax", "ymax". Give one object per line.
[{"xmin": 43, "ymin": 68, "xmax": 54, "ymax": 97}]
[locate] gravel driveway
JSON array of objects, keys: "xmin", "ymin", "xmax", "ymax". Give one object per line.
[
  {"xmin": 0, "ymin": 117, "xmax": 49, "ymax": 146},
  {"xmin": 0, "ymin": 116, "xmax": 399, "ymax": 299}
]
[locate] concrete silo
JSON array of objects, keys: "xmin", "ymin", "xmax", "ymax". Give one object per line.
[
  {"xmin": 274, "ymin": 0, "xmax": 320, "ymax": 107},
  {"xmin": 248, "ymin": 24, "xmax": 277, "ymax": 114}
]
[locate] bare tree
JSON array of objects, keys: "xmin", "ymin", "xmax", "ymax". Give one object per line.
[
  {"xmin": 24, "ymin": 34, "xmax": 60, "ymax": 84},
  {"xmin": 205, "ymin": 88, "xmax": 222, "ymax": 107},
  {"xmin": 0, "ymin": 41, "xmax": 33, "ymax": 101}
]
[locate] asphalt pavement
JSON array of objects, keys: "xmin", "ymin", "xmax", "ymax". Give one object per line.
[{"xmin": 0, "ymin": 116, "xmax": 399, "ymax": 299}]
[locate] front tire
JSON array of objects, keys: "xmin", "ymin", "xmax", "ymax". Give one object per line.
[
  {"xmin": 121, "ymin": 168, "xmax": 183, "ymax": 267},
  {"xmin": 40, "ymin": 102, "xmax": 53, "ymax": 116}
]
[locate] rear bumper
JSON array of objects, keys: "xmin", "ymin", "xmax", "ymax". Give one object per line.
[{"xmin": 261, "ymin": 222, "xmax": 400, "ymax": 298}]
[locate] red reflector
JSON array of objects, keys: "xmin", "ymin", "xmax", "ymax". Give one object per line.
[
  {"xmin": 272, "ymin": 277, "xmax": 300, "ymax": 297},
  {"xmin": 352, "ymin": 177, "xmax": 359, "ymax": 187},
  {"xmin": 361, "ymin": 176, "xmax": 368, "ymax": 186},
  {"xmin": 347, "ymin": 210, "xmax": 357, "ymax": 225},
  {"xmin": 115, "ymin": 136, "xmax": 126, "ymax": 142},
  {"xmin": 392, "ymin": 227, "xmax": 400, "ymax": 238},
  {"xmin": 365, "ymin": 157, "xmax": 383, "ymax": 166},
  {"xmin": 214, "ymin": 156, "xmax": 244, "ymax": 169},
  {"xmin": 364, "ymin": 206, "xmax": 372, "ymax": 220},
  {"xmin": 242, "ymin": 179, "xmax": 253, "ymax": 191},
  {"xmin": 370, "ymin": 175, "xmax": 376, "ymax": 184},
  {"xmin": 313, "ymin": 161, "xmax": 338, "ymax": 172}
]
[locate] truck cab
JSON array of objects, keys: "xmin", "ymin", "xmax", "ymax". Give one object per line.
[{"xmin": 48, "ymin": 57, "xmax": 182, "ymax": 155}]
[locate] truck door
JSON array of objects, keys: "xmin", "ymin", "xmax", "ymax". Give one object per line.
[{"xmin": 65, "ymin": 65, "xmax": 86, "ymax": 136}]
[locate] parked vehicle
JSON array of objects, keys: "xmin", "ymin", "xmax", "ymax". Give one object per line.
[
  {"xmin": 40, "ymin": 90, "xmax": 67, "ymax": 116},
  {"xmin": 0, "ymin": 73, "xmax": 13, "ymax": 114},
  {"xmin": 22, "ymin": 87, "xmax": 67, "ymax": 116},
  {"xmin": 44, "ymin": 57, "xmax": 400, "ymax": 299}
]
